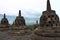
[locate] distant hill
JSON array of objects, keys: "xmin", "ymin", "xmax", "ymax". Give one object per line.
[{"xmin": 0, "ymin": 14, "xmax": 41, "ymax": 25}]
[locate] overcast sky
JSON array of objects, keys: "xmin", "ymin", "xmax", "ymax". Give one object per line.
[{"xmin": 0, "ymin": 0, "xmax": 60, "ymax": 18}]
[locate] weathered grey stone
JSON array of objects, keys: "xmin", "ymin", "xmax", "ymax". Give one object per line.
[
  {"xmin": 0, "ymin": 14, "xmax": 9, "ymax": 31},
  {"xmin": 13, "ymin": 10, "xmax": 25, "ymax": 26},
  {"xmin": 9, "ymin": 10, "xmax": 31, "ymax": 36},
  {"xmin": 29, "ymin": 0, "xmax": 60, "ymax": 40}
]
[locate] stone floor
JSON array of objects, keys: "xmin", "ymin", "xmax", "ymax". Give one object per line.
[
  {"xmin": 29, "ymin": 27, "xmax": 60, "ymax": 40},
  {"xmin": 0, "ymin": 31, "xmax": 31, "ymax": 40}
]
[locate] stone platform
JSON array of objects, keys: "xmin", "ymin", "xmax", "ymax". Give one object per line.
[
  {"xmin": 8, "ymin": 26, "xmax": 31, "ymax": 36},
  {"xmin": 0, "ymin": 31, "xmax": 30, "ymax": 40},
  {"xmin": 29, "ymin": 27, "xmax": 60, "ymax": 40}
]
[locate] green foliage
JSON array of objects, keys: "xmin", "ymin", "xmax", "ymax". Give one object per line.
[
  {"xmin": 27, "ymin": 25, "xmax": 35, "ymax": 31},
  {"xmin": 43, "ymin": 26, "xmax": 47, "ymax": 30}
]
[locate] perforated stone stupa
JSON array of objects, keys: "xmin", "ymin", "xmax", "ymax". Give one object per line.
[
  {"xmin": 13, "ymin": 10, "xmax": 25, "ymax": 26},
  {"xmin": 0, "ymin": 14, "xmax": 9, "ymax": 31},
  {"xmin": 29, "ymin": 0, "xmax": 60, "ymax": 40},
  {"xmin": 8, "ymin": 10, "xmax": 31, "ymax": 36},
  {"xmin": 40, "ymin": 0, "xmax": 59, "ymax": 28}
]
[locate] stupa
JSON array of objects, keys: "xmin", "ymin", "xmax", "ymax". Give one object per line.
[
  {"xmin": 8, "ymin": 10, "xmax": 31, "ymax": 36},
  {"xmin": 0, "ymin": 14, "xmax": 9, "ymax": 31},
  {"xmin": 13, "ymin": 10, "xmax": 25, "ymax": 26},
  {"xmin": 29, "ymin": 0, "xmax": 60, "ymax": 40},
  {"xmin": 34, "ymin": 20, "xmax": 39, "ymax": 29}
]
